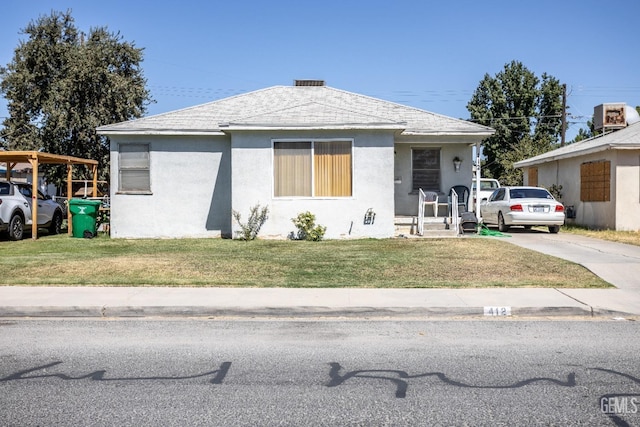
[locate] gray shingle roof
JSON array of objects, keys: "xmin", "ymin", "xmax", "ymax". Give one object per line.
[
  {"xmin": 97, "ymin": 85, "xmax": 494, "ymax": 136},
  {"xmin": 514, "ymin": 121, "xmax": 640, "ymax": 168}
]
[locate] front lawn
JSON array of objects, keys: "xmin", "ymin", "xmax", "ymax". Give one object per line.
[{"xmin": 0, "ymin": 235, "xmax": 610, "ymax": 288}]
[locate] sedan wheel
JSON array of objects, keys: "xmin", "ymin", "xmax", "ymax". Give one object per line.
[
  {"xmin": 498, "ymin": 212, "xmax": 510, "ymax": 232},
  {"xmin": 548, "ymin": 225, "xmax": 560, "ymax": 234},
  {"xmin": 8, "ymin": 214, "xmax": 24, "ymax": 241}
]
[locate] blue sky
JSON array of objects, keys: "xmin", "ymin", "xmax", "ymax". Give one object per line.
[{"xmin": 2, "ymin": 0, "xmax": 639, "ymax": 140}]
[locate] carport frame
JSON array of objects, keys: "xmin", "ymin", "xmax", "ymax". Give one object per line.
[{"xmin": 0, "ymin": 151, "xmax": 99, "ymax": 239}]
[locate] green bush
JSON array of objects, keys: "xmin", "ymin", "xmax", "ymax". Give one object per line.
[
  {"xmin": 292, "ymin": 211, "xmax": 326, "ymax": 241},
  {"xmin": 548, "ymin": 184, "xmax": 563, "ymax": 201},
  {"xmin": 233, "ymin": 205, "xmax": 269, "ymax": 240}
]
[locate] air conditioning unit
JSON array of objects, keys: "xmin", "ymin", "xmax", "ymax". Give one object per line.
[{"xmin": 594, "ymin": 103, "xmax": 627, "ymax": 130}]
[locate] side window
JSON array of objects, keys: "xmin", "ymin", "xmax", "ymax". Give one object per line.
[
  {"xmin": 119, "ymin": 143, "xmax": 151, "ymax": 193},
  {"xmin": 18, "ymin": 185, "xmax": 31, "ymax": 199},
  {"xmin": 492, "ymin": 188, "xmax": 505, "ymax": 201}
]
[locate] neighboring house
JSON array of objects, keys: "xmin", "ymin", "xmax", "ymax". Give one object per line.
[
  {"xmin": 514, "ymin": 121, "xmax": 640, "ymax": 231},
  {"xmin": 97, "ymin": 81, "xmax": 494, "ymax": 239}
]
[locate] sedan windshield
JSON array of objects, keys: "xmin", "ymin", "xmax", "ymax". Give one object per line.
[{"xmin": 509, "ymin": 188, "xmax": 553, "ymax": 199}]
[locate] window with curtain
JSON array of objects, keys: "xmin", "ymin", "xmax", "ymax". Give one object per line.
[
  {"xmin": 412, "ymin": 148, "xmax": 441, "ymax": 192},
  {"xmin": 119, "ymin": 143, "xmax": 150, "ymax": 193},
  {"xmin": 274, "ymin": 140, "xmax": 352, "ymax": 197}
]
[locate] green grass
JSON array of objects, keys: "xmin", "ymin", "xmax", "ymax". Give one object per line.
[
  {"xmin": 0, "ymin": 234, "xmax": 610, "ymax": 288},
  {"xmin": 561, "ymin": 225, "xmax": 640, "ymax": 247}
]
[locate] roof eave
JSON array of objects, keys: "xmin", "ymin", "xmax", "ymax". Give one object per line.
[
  {"xmin": 514, "ymin": 145, "xmax": 619, "ymax": 168},
  {"xmin": 400, "ymin": 130, "xmax": 495, "ymax": 136},
  {"xmin": 97, "ymin": 129, "xmax": 226, "ymax": 136}
]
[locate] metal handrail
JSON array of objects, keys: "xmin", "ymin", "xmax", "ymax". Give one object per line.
[
  {"xmin": 417, "ymin": 188, "xmax": 425, "ymax": 235},
  {"xmin": 450, "ymin": 189, "xmax": 460, "ymax": 235}
]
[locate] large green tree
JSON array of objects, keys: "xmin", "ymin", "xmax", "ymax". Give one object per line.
[
  {"xmin": 467, "ymin": 60, "xmax": 564, "ymax": 185},
  {"xmin": 0, "ymin": 10, "xmax": 151, "ymax": 187}
]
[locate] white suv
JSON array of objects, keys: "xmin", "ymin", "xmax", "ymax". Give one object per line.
[{"xmin": 0, "ymin": 181, "xmax": 64, "ymax": 240}]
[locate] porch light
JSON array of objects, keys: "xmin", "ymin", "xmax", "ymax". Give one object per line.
[{"xmin": 453, "ymin": 156, "xmax": 462, "ymax": 172}]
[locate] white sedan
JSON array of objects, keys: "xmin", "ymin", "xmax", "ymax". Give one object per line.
[{"xmin": 480, "ymin": 186, "xmax": 565, "ymax": 233}]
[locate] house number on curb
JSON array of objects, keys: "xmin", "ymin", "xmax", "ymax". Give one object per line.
[{"xmin": 484, "ymin": 306, "xmax": 512, "ymax": 316}]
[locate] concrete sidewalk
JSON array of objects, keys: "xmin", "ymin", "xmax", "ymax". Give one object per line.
[{"xmin": 1, "ymin": 232, "xmax": 639, "ymax": 319}]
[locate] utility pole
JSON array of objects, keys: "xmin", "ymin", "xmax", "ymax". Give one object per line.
[{"xmin": 560, "ymin": 83, "xmax": 567, "ymax": 146}]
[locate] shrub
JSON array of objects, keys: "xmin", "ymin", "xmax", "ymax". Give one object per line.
[
  {"xmin": 233, "ymin": 205, "xmax": 269, "ymax": 240},
  {"xmin": 548, "ymin": 184, "xmax": 563, "ymax": 201},
  {"xmin": 292, "ymin": 211, "xmax": 326, "ymax": 241}
]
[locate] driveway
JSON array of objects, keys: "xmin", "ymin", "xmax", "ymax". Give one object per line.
[
  {"xmin": 500, "ymin": 229, "xmax": 640, "ymax": 289},
  {"xmin": 494, "ymin": 229, "xmax": 640, "ymax": 315}
]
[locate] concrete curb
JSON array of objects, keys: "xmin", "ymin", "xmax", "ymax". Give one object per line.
[{"xmin": 1, "ymin": 304, "xmax": 628, "ymax": 319}]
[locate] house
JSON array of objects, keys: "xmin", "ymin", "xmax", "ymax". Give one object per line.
[
  {"xmin": 97, "ymin": 81, "xmax": 494, "ymax": 239},
  {"xmin": 514, "ymin": 121, "xmax": 640, "ymax": 231}
]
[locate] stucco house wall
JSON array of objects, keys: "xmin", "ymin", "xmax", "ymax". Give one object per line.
[
  {"xmin": 521, "ymin": 151, "xmax": 620, "ymax": 229},
  {"xmin": 230, "ymin": 130, "xmax": 395, "ymax": 239},
  {"xmin": 109, "ymin": 135, "xmax": 231, "ymax": 238},
  {"xmin": 615, "ymin": 150, "xmax": 640, "ymax": 230}
]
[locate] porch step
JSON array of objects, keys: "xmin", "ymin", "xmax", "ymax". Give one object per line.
[{"xmin": 394, "ymin": 216, "xmax": 459, "ymax": 238}]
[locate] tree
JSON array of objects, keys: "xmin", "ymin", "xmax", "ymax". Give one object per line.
[
  {"xmin": 0, "ymin": 10, "xmax": 151, "ymax": 188},
  {"xmin": 572, "ymin": 126, "xmax": 593, "ymax": 143},
  {"xmin": 466, "ymin": 61, "xmax": 564, "ymax": 185}
]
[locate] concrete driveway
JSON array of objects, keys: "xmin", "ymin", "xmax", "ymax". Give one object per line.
[{"xmin": 496, "ymin": 229, "xmax": 640, "ymax": 315}]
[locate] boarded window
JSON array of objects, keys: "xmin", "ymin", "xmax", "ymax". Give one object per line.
[
  {"xmin": 412, "ymin": 148, "xmax": 441, "ymax": 192},
  {"xmin": 528, "ymin": 167, "xmax": 538, "ymax": 187},
  {"xmin": 580, "ymin": 160, "xmax": 610, "ymax": 202},
  {"xmin": 274, "ymin": 140, "xmax": 352, "ymax": 197},
  {"xmin": 119, "ymin": 143, "xmax": 150, "ymax": 193}
]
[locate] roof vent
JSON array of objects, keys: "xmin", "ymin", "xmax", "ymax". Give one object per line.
[{"xmin": 294, "ymin": 79, "xmax": 325, "ymax": 87}]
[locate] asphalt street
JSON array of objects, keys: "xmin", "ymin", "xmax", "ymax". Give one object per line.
[{"xmin": 1, "ymin": 319, "xmax": 639, "ymax": 426}]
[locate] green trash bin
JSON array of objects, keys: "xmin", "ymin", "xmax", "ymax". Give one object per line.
[{"xmin": 68, "ymin": 199, "xmax": 102, "ymax": 238}]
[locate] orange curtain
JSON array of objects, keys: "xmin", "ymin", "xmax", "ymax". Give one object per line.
[{"xmin": 314, "ymin": 141, "xmax": 352, "ymax": 197}]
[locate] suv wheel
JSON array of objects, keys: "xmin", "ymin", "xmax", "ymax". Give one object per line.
[
  {"xmin": 49, "ymin": 211, "xmax": 62, "ymax": 235},
  {"xmin": 8, "ymin": 214, "xmax": 24, "ymax": 241}
]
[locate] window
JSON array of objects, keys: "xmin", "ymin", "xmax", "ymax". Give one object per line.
[
  {"xmin": 119, "ymin": 143, "xmax": 150, "ymax": 193},
  {"xmin": 273, "ymin": 140, "xmax": 352, "ymax": 197},
  {"xmin": 16, "ymin": 184, "xmax": 45, "ymax": 201},
  {"xmin": 580, "ymin": 160, "xmax": 610, "ymax": 202},
  {"xmin": 491, "ymin": 188, "xmax": 505, "ymax": 202},
  {"xmin": 412, "ymin": 148, "xmax": 440, "ymax": 192},
  {"xmin": 528, "ymin": 167, "xmax": 538, "ymax": 187}
]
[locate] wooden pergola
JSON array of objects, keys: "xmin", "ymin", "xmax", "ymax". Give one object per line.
[{"xmin": 0, "ymin": 151, "xmax": 99, "ymax": 240}]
